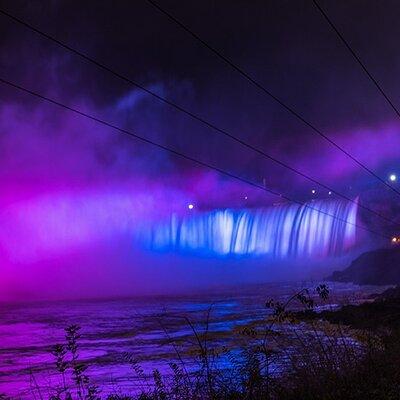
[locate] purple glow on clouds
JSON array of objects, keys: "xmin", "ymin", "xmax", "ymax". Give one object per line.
[
  {"xmin": 0, "ymin": 81, "xmax": 395, "ymax": 300},
  {"xmin": 293, "ymin": 123, "xmax": 400, "ymax": 182},
  {"xmin": 0, "ymin": 187, "xmax": 178, "ymax": 263}
]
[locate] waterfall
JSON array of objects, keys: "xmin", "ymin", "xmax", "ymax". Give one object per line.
[{"xmin": 141, "ymin": 199, "xmax": 358, "ymax": 258}]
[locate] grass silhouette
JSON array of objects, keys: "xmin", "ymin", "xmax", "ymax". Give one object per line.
[{"xmin": 3, "ymin": 284, "xmax": 400, "ymax": 400}]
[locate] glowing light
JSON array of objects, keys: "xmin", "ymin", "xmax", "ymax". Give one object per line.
[
  {"xmin": 145, "ymin": 199, "xmax": 358, "ymax": 258},
  {"xmin": 389, "ymin": 174, "xmax": 397, "ymax": 182},
  {"xmin": 188, "ymin": 204, "xmax": 194, "ymax": 210},
  {"xmin": 244, "ymin": 196, "xmax": 248, "ymax": 200},
  {"xmin": 328, "ymin": 191, "xmax": 332, "ymax": 195},
  {"xmin": 311, "ymin": 189, "xmax": 316, "ymax": 194},
  {"xmin": 392, "ymin": 236, "xmax": 398, "ymax": 243}
]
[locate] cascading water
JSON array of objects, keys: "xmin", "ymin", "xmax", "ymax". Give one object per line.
[{"xmin": 141, "ymin": 199, "xmax": 358, "ymax": 258}]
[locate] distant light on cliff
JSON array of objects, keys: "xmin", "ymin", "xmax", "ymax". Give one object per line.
[{"xmin": 389, "ymin": 174, "xmax": 397, "ymax": 182}]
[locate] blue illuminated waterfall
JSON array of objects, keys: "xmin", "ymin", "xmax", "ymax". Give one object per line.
[{"xmin": 141, "ymin": 199, "xmax": 358, "ymax": 258}]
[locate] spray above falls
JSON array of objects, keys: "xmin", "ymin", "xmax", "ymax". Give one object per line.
[{"xmin": 142, "ymin": 199, "xmax": 358, "ymax": 258}]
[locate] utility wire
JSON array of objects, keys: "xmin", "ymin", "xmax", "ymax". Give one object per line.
[
  {"xmin": 0, "ymin": 76, "xmax": 390, "ymax": 240},
  {"xmin": 145, "ymin": 0, "xmax": 400, "ymax": 198},
  {"xmin": 0, "ymin": 8, "xmax": 398, "ymax": 229},
  {"xmin": 312, "ymin": 0, "xmax": 400, "ymax": 119}
]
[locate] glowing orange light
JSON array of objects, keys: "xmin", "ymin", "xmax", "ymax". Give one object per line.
[{"xmin": 392, "ymin": 237, "xmax": 398, "ymax": 243}]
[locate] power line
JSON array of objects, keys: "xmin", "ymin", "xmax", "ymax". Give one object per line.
[
  {"xmin": 0, "ymin": 8, "xmax": 398, "ymax": 230},
  {"xmin": 145, "ymin": 0, "xmax": 400, "ymax": 198},
  {"xmin": 0, "ymin": 76, "xmax": 390, "ymax": 240},
  {"xmin": 312, "ymin": 0, "xmax": 400, "ymax": 119}
]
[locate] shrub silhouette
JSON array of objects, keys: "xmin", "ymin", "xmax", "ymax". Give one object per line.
[{"xmin": 20, "ymin": 283, "xmax": 400, "ymax": 400}]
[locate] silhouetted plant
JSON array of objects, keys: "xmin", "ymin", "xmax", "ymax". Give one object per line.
[
  {"xmin": 316, "ymin": 284, "xmax": 330, "ymax": 301},
  {"xmin": 48, "ymin": 325, "xmax": 100, "ymax": 400},
  {"xmin": 66, "ymin": 325, "xmax": 81, "ymax": 361},
  {"xmin": 20, "ymin": 283, "xmax": 400, "ymax": 400}
]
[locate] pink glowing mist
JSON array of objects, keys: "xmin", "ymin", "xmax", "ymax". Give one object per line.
[
  {"xmin": 0, "ymin": 93, "xmax": 271, "ymax": 301},
  {"xmin": 0, "ymin": 80, "xmax": 395, "ymax": 301}
]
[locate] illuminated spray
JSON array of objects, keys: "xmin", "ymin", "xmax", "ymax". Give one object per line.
[{"xmin": 142, "ymin": 198, "xmax": 358, "ymax": 258}]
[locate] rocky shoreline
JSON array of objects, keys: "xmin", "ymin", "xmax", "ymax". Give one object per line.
[{"xmin": 328, "ymin": 247, "xmax": 400, "ymax": 286}]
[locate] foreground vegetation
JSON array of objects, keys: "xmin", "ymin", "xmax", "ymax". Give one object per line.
[{"xmin": 3, "ymin": 284, "xmax": 400, "ymax": 400}]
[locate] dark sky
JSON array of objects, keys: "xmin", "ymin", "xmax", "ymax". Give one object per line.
[
  {"xmin": 2, "ymin": 0, "xmax": 400, "ymax": 300},
  {"xmin": 1, "ymin": 0, "xmax": 400, "ymax": 234}
]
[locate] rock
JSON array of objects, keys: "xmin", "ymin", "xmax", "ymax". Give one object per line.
[
  {"xmin": 372, "ymin": 285, "xmax": 400, "ymax": 300},
  {"xmin": 327, "ymin": 247, "xmax": 400, "ymax": 285}
]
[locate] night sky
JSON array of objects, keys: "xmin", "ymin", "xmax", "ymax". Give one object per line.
[{"xmin": 1, "ymin": 0, "xmax": 400, "ymax": 299}]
